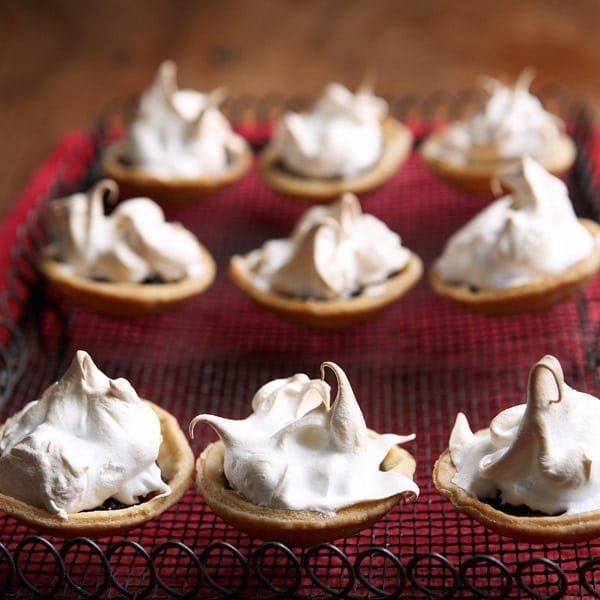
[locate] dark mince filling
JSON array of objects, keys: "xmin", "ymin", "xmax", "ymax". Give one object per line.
[
  {"xmin": 82, "ymin": 475, "xmax": 167, "ymax": 512},
  {"xmin": 118, "ymin": 152, "xmax": 233, "ymax": 169},
  {"xmin": 91, "ymin": 274, "xmax": 165, "ymax": 285},
  {"xmin": 482, "ymin": 491, "xmax": 564, "ymax": 518},
  {"xmin": 117, "ymin": 155, "xmax": 134, "ymax": 167},
  {"xmin": 280, "ymin": 271, "xmax": 400, "ymax": 302},
  {"xmin": 274, "ymin": 159, "xmax": 373, "ymax": 182},
  {"xmin": 85, "ymin": 497, "xmax": 134, "ymax": 512}
]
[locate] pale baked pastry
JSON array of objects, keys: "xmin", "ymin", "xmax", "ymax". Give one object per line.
[
  {"xmin": 39, "ymin": 255, "xmax": 216, "ymax": 318},
  {"xmin": 103, "ymin": 142, "xmax": 252, "ymax": 203},
  {"xmin": 197, "ymin": 433, "xmax": 415, "ymax": 546},
  {"xmin": 430, "ymin": 157, "xmax": 600, "ymax": 315},
  {"xmin": 39, "ymin": 179, "xmax": 216, "ymax": 317},
  {"xmin": 191, "ymin": 362, "xmax": 418, "ymax": 546},
  {"xmin": 0, "ymin": 351, "xmax": 194, "ymax": 538},
  {"xmin": 230, "ymin": 193, "xmax": 422, "ymax": 328},
  {"xmin": 102, "ymin": 60, "xmax": 251, "ymax": 202},
  {"xmin": 434, "ymin": 355, "xmax": 600, "ymax": 543},
  {"xmin": 231, "ymin": 259, "xmax": 423, "ymax": 328},
  {"xmin": 421, "ymin": 132, "xmax": 574, "ymax": 195},
  {"xmin": 260, "ymin": 82, "xmax": 413, "ymax": 202},
  {"xmin": 420, "ymin": 70, "xmax": 575, "ymax": 194}
]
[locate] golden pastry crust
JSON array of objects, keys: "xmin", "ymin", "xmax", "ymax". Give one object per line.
[
  {"xmin": 429, "ymin": 219, "xmax": 600, "ymax": 316},
  {"xmin": 229, "ymin": 251, "xmax": 423, "ymax": 328},
  {"xmin": 39, "ymin": 242, "xmax": 216, "ymax": 318},
  {"xmin": 434, "ymin": 445, "xmax": 600, "ymax": 543},
  {"xmin": 197, "ymin": 431, "xmax": 417, "ymax": 546},
  {"xmin": 101, "ymin": 140, "xmax": 252, "ymax": 203},
  {"xmin": 420, "ymin": 131, "xmax": 576, "ymax": 195},
  {"xmin": 259, "ymin": 117, "xmax": 413, "ymax": 203},
  {"xmin": 0, "ymin": 401, "xmax": 194, "ymax": 538}
]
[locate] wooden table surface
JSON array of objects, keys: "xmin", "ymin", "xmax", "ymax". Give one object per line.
[{"xmin": 1, "ymin": 0, "xmax": 599, "ymax": 220}]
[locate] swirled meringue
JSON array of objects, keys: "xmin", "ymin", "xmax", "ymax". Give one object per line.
[
  {"xmin": 449, "ymin": 355, "xmax": 600, "ymax": 516},
  {"xmin": 0, "ymin": 351, "xmax": 169, "ymax": 519},
  {"xmin": 424, "ymin": 70, "xmax": 564, "ymax": 165},
  {"xmin": 270, "ymin": 82, "xmax": 387, "ymax": 178},
  {"xmin": 46, "ymin": 179, "xmax": 206, "ymax": 283},
  {"xmin": 436, "ymin": 156, "xmax": 596, "ymax": 289},
  {"xmin": 239, "ymin": 193, "xmax": 411, "ymax": 299},
  {"xmin": 124, "ymin": 60, "xmax": 246, "ymax": 179},
  {"xmin": 191, "ymin": 362, "xmax": 418, "ymax": 515}
]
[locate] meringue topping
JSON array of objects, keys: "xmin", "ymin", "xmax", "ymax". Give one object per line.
[
  {"xmin": 436, "ymin": 156, "xmax": 596, "ymax": 289},
  {"xmin": 449, "ymin": 355, "xmax": 600, "ymax": 516},
  {"xmin": 46, "ymin": 179, "xmax": 207, "ymax": 283},
  {"xmin": 0, "ymin": 351, "xmax": 169, "ymax": 519},
  {"xmin": 190, "ymin": 362, "xmax": 418, "ymax": 516},
  {"xmin": 270, "ymin": 82, "xmax": 387, "ymax": 178},
  {"xmin": 124, "ymin": 60, "xmax": 246, "ymax": 179},
  {"xmin": 424, "ymin": 70, "xmax": 564, "ymax": 165},
  {"xmin": 237, "ymin": 193, "xmax": 411, "ymax": 299}
]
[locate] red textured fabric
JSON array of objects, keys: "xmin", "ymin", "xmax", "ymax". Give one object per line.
[{"xmin": 0, "ymin": 122, "xmax": 599, "ymax": 597}]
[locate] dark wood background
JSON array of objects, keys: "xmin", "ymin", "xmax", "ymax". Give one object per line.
[{"xmin": 1, "ymin": 0, "xmax": 599, "ymax": 219}]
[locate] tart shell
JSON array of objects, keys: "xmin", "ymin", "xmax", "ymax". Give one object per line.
[
  {"xmin": 39, "ymin": 243, "xmax": 216, "ymax": 318},
  {"xmin": 197, "ymin": 432, "xmax": 417, "ymax": 546},
  {"xmin": 420, "ymin": 131, "xmax": 576, "ymax": 195},
  {"xmin": 434, "ymin": 446, "xmax": 600, "ymax": 543},
  {"xmin": 229, "ymin": 251, "xmax": 423, "ymax": 328},
  {"xmin": 0, "ymin": 401, "xmax": 195, "ymax": 538},
  {"xmin": 259, "ymin": 117, "xmax": 413, "ymax": 203},
  {"xmin": 101, "ymin": 140, "xmax": 252, "ymax": 203},
  {"xmin": 429, "ymin": 219, "xmax": 600, "ymax": 316}
]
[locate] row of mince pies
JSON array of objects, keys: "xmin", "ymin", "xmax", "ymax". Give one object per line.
[
  {"xmin": 0, "ymin": 351, "xmax": 417, "ymax": 544},
  {"xmin": 40, "ymin": 156, "xmax": 600, "ymax": 322},
  {"xmin": 1, "ymin": 351, "xmax": 599, "ymax": 545},
  {"xmin": 102, "ymin": 62, "xmax": 575, "ymax": 201},
  {"xmin": 102, "ymin": 61, "xmax": 413, "ymax": 203}
]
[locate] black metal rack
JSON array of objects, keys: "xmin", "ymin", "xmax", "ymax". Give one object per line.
[{"xmin": 0, "ymin": 90, "xmax": 599, "ymax": 598}]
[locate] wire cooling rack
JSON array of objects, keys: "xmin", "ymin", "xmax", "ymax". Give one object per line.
[{"xmin": 0, "ymin": 90, "xmax": 599, "ymax": 598}]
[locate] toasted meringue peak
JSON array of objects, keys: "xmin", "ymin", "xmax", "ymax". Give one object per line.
[
  {"xmin": 125, "ymin": 60, "xmax": 246, "ymax": 179},
  {"xmin": 192, "ymin": 362, "xmax": 418, "ymax": 515},
  {"xmin": 436, "ymin": 157, "xmax": 596, "ymax": 290},
  {"xmin": 0, "ymin": 351, "xmax": 169, "ymax": 519},
  {"xmin": 424, "ymin": 70, "xmax": 564, "ymax": 165},
  {"xmin": 240, "ymin": 193, "xmax": 411, "ymax": 300},
  {"xmin": 46, "ymin": 180, "xmax": 206, "ymax": 283},
  {"xmin": 449, "ymin": 355, "xmax": 600, "ymax": 515},
  {"xmin": 271, "ymin": 82, "xmax": 387, "ymax": 178}
]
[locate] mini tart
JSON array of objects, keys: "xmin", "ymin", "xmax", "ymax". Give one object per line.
[
  {"xmin": 39, "ymin": 243, "xmax": 216, "ymax": 318},
  {"xmin": 0, "ymin": 401, "xmax": 194, "ymax": 538},
  {"xmin": 434, "ymin": 443, "xmax": 600, "ymax": 543},
  {"xmin": 259, "ymin": 118, "xmax": 413, "ymax": 203},
  {"xmin": 429, "ymin": 219, "xmax": 600, "ymax": 316},
  {"xmin": 229, "ymin": 251, "xmax": 423, "ymax": 328},
  {"xmin": 101, "ymin": 140, "xmax": 252, "ymax": 203},
  {"xmin": 420, "ymin": 131, "xmax": 576, "ymax": 195},
  {"xmin": 197, "ymin": 431, "xmax": 417, "ymax": 546}
]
